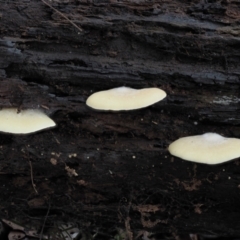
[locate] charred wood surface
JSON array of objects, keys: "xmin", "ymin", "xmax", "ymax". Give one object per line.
[{"xmin": 0, "ymin": 0, "xmax": 240, "ymax": 239}]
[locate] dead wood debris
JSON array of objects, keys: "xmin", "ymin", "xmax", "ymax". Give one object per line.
[{"xmin": 41, "ymin": 0, "xmax": 83, "ymax": 33}]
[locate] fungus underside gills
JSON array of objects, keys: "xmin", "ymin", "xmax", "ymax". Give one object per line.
[
  {"xmin": 168, "ymin": 133, "xmax": 240, "ymax": 164},
  {"xmin": 0, "ymin": 108, "xmax": 56, "ymax": 134},
  {"xmin": 86, "ymin": 86, "xmax": 167, "ymax": 111}
]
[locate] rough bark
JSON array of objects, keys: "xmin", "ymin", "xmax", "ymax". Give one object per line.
[{"xmin": 0, "ymin": 0, "xmax": 240, "ymax": 239}]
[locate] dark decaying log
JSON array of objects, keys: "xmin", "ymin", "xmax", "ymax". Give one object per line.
[{"xmin": 0, "ymin": 0, "xmax": 240, "ymax": 239}]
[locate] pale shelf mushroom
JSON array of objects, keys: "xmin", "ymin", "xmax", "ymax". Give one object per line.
[
  {"xmin": 168, "ymin": 133, "xmax": 240, "ymax": 164},
  {"xmin": 0, "ymin": 108, "xmax": 56, "ymax": 134},
  {"xmin": 86, "ymin": 86, "xmax": 167, "ymax": 111}
]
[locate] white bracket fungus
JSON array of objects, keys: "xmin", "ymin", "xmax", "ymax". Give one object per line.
[
  {"xmin": 168, "ymin": 133, "xmax": 240, "ymax": 164},
  {"xmin": 86, "ymin": 86, "xmax": 167, "ymax": 111},
  {"xmin": 0, "ymin": 108, "xmax": 56, "ymax": 134}
]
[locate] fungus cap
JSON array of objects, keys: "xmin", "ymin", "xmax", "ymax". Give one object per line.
[
  {"xmin": 168, "ymin": 133, "xmax": 240, "ymax": 164},
  {"xmin": 86, "ymin": 86, "xmax": 166, "ymax": 111},
  {"xmin": 0, "ymin": 108, "xmax": 56, "ymax": 134}
]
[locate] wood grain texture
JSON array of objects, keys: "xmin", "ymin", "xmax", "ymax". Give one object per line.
[{"xmin": 0, "ymin": 0, "xmax": 240, "ymax": 239}]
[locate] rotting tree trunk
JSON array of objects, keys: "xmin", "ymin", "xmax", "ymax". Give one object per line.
[{"xmin": 0, "ymin": 0, "xmax": 240, "ymax": 239}]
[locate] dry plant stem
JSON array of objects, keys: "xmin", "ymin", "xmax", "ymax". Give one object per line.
[
  {"xmin": 40, "ymin": 202, "xmax": 51, "ymax": 240},
  {"xmin": 41, "ymin": 0, "xmax": 83, "ymax": 32},
  {"xmin": 125, "ymin": 216, "xmax": 133, "ymax": 240},
  {"xmin": 124, "ymin": 195, "xmax": 133, "ymax": 240},
  {"xmin": 29, "ymin": 160, "xmax": 38, "ymax": 195}
]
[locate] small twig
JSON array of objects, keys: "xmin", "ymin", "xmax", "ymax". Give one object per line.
[
  {"xmin": 41, "ymin": 0, "xmax": 83, "ymax": 32},
  {"xmin": 29, "ymin": 160, "xmax": 38, "ymax": 195},
  {"xmin": 40, "ymin": 201, "xmax": 51, "ymax": 240}
]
